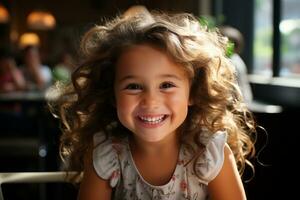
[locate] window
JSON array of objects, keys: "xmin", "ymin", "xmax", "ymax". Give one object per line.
[
  {"xmin": 254, "ymin": 0, "xmax": 273, "ymax": 77},
  {"xmin": 253, "ymin": 0, "xmax": 300, "ymax": 78},
  {"xmin": 280, "ymin": 0, "xmax": 300, "ymax": 77}
]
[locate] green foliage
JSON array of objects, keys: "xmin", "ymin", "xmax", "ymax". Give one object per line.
[
  {"xmin": 199, "ymin": 15, "xmax": 217, "ymax": 29},
  {"xmin": 226, "ymin": 41, "xmax": 235, "ymax": 57},
  {"xmin": 198, "ymin": 15, "xmax": 235, "ymax": 57},
  {"xmin": 52, "ymin": 66, "xmax": 71, "ymax": 84}
]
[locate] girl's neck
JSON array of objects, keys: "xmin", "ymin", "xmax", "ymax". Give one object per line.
[
  {"xmin": 128, "ymin": 132, "xmax": 181, "ymax": 186},
  {"xmin": 129, "ymin": 132, "xmax": 180, "ymax": 156}
]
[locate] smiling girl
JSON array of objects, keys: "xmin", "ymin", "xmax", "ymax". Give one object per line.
[{"xmin": 50, "ymin": 11, "xmax": 256, "ymax": 200}]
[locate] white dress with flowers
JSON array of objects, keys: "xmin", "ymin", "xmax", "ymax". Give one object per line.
[{"xmin": 93, "ymin": 131, "xmax": 227, "ymax": 200}]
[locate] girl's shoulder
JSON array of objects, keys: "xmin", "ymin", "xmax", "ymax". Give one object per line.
[
  {"xmin": 183, "ymin": 130, "xmax": 227, "ymax": 184},
  {"xmin": 92, "ymin": 132, "xmax": 129, "ymax": 187},
  {"xmin": 199, "ymin": 129, "xmax": 227, "ymax": 146}
]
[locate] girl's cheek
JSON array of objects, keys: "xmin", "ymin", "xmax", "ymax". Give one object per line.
[
  {"xmin": 116, "ymin": 95, "xmax": 136, "ymax": 110},
  {"xmin": 167, "ymin": 92, "xmax": 189, "ymax": 104}
]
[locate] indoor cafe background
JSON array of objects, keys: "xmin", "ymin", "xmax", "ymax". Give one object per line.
[{"xmin": 0, "ymin": 0, "xmax": 299, "ymax": 199}]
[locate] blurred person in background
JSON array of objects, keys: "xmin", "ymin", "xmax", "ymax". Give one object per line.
[
  {"xmin": 0, "ymin": 48, "xmax": 27, "ymax": 132},
  {"xmin": 0, "ymin": 47, "xmax": 26, "ymax": 93},
  {"xmin": 19, "ymin": 45, "xmax": 52, "ymax": 90},
  {"xmin": 52, "ymin": 51, "xmax": 74, "ymax": 84},
  {"xmin": 219, "ymin": 26, "xmax": 253, "ymax": 104}
]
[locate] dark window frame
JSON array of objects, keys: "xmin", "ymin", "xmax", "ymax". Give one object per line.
[
  {"xmin": 219, "ymin": 0, "xmax": 300, "ymax": 108},
  {"xmin": 273, "ymin": 0, "xmax": 281, "ymax": 77}
]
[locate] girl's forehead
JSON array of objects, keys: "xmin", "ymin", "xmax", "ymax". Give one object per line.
[
  {"xmin": 118, "ymin": 44, "xmax": 162, "ymax": 60},
  {"xmin": 117, "ymin": 44, "xmax": 178, "ymax": 66},
  {"xmin": 115, "ymin": 44, "xmax": 186, "ymax": 76},
  {"xmin": 118, "ymin": 43, "xmax": 161, "ymax": 56}
]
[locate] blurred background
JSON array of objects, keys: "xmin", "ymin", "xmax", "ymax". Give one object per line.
[{"xmin": 0, "ymin": 0, "xmax": 299, "ymax": 199}]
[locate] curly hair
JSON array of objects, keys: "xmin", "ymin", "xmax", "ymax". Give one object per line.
[{"xmin": 48, "ymin": 11, "xmax": 256, "ymax": 182}]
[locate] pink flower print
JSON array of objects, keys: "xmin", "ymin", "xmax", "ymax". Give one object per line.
[
  {"xmin": 171, "ymin": 175, "xmax": 176, "ymax": 181},
  {"xmin": 177, "ymin": 159, "xmax": 184, "ymax": 165},
  {"xmin": 112, "ymin": 144, "xmax": 122, "ymax": 155},
  {"xmin": 180, "ymin": 180, "xmax": 187, "ymax": 192},
  {"xmin": 111, "ymin": 138, "xmax": 120, "ymax": 143},
  {"xmin": 110, "ymin": 170, "xmax": 120, "ymax": 180}
]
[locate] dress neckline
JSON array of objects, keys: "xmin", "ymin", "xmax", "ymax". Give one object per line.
[{"xmin": 125, "ymin": 139, "xmax": 183, "ymax": 190}]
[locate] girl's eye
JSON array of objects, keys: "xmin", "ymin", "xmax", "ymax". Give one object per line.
[
  {"xmin": 125, "ymin": 83, "xmax": 142, "ymax": 90},
  {"xmin": 160, "ymin": 82, "xmax": 175, "ymax": 89}
]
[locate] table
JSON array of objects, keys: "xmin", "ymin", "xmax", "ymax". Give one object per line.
[
  {"xmin": 0, "ymin": 171, "xmax": 78, "ymax": 200},
  {"xmin": 0, "ymin": 91, "xmax": 46, "ymax": 102}
]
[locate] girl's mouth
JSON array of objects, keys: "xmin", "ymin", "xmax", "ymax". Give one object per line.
[{"xmin": 137, "ymin": 114, "xmax": 168, "ymax": 125}]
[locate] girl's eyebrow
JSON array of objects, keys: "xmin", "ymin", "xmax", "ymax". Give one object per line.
[
  {"xmin": 117, "ymin": 75, "xmax": 137, "ymax": 82},
  {"xmin": 118, "ymin": 74, "xmax": 183, "ymax": 82},
  {"xmin": 159, "ymin": 74, "xmax": 184, "ymax": 81}
]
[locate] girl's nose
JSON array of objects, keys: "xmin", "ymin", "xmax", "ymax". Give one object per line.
[{"xmin": 140, "ymin": 90, "xmax": 160, "ymax": 109}]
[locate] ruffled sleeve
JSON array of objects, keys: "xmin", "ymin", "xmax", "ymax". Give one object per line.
[
  {"xmin": 195, "ymin": 131, "xmax": 227, "ymax": 184},
  {"xmin": 93, "ymin": 132, "xmax": 121, "ymax": 187}
]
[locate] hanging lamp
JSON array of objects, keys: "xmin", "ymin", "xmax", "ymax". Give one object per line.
[
  {"xmin": 19, "ymin": 32, "xmax": 40, "ymax": 48},
  {"xmin": 0, "ymin": 4, "xmax": 10, "ymax": 23},
  {"xmin": 27, "ymin": 10, "xmax": 56, "ymax": 30}
]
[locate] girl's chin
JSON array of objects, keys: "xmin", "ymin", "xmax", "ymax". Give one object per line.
[
  {"xmin": 136, "ymin": 136, "xmax": 166, "ymax": 143},
  {"xmin": 132, "ymin": 129, "xmax": 174, "ymax": 143}
]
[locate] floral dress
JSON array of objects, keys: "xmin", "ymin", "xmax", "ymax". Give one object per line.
[{"xmin": 93, "ymin": 131, "xmax": 227, "ymax": 200}]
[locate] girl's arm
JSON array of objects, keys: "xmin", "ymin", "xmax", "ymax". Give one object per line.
[
  {"xmin": 78, "ymin": 150, "xmax": 113, "ymax": 200},
  {"xmin": 208, "ymin": 144, "xmax": 247, "ymax": 200}
]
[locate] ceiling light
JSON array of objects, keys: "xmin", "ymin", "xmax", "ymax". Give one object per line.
[{"xmin": 27, "ymin": 10, "xmax": 56, "ymax": 30}]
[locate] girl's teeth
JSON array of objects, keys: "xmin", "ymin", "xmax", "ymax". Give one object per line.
[{"xmin": 140, "ymin": 115, "xmax": 164, "ymax": 124}]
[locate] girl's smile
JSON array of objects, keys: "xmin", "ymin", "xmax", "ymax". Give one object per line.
[
  {"xmin": 136, "ymin": 114, "xmax": 168, "ymax": 128},
  {"xmin": 114, "ymin": 44, "xmax": 191, "ymax": 143}
]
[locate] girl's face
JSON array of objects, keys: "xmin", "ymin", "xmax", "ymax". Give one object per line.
[{"xmin": 114, "ymin": 44, "xmax": 191, "ymax": 143}]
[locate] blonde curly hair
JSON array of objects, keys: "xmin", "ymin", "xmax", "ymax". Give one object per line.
[{"xmin": 49, "ymin": 11, "xmax": 256, "ymax": 182}]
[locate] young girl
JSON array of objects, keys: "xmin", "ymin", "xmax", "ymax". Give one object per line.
[{"xmin": 50, "ymin": 11, "xmax": 256, "ymax": 200}]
